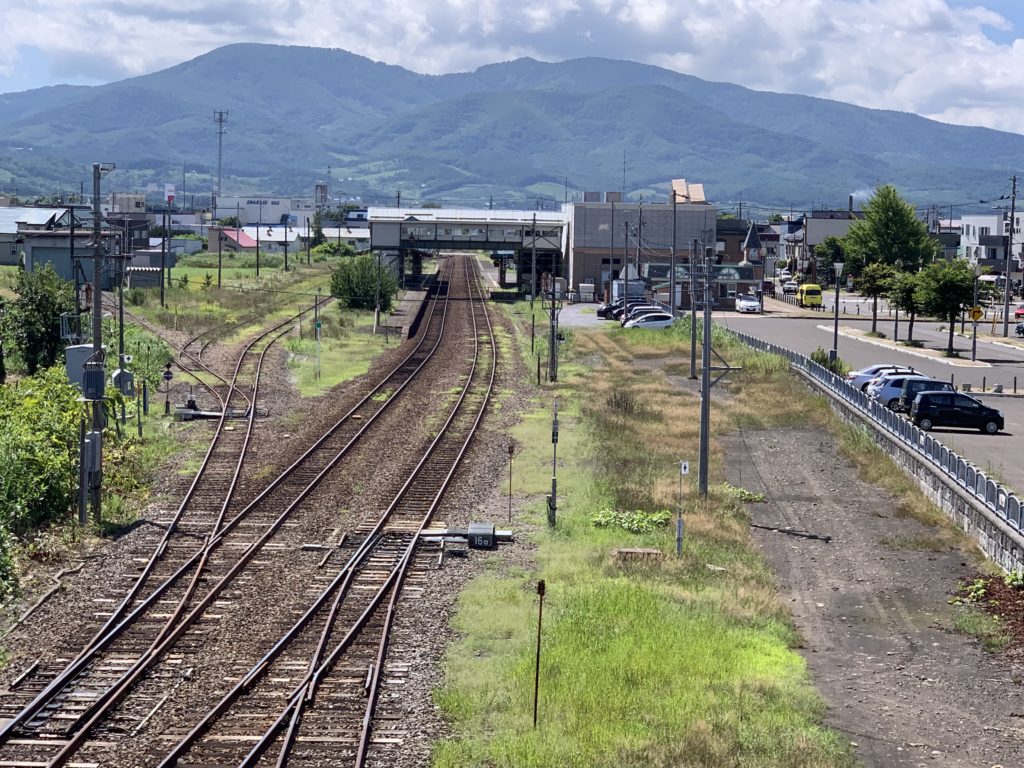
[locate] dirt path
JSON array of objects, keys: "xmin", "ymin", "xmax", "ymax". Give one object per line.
[{"xmin": 722, "ymin": 429, "xmax": 1024, "ymax": 767}]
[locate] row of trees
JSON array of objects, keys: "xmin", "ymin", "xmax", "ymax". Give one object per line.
[{"xmin": 817, "ymin": 185, "xmax": 981, "ymax": 354}]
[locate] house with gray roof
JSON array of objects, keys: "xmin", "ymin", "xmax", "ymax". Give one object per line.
[{"xmin": 0, "ymin": 206, "xmax": 73, "ymax": 265}]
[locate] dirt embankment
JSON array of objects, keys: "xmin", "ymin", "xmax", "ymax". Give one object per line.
[{"xmin": 723, "ymin": 429, "xmax": 1024, "ymax": 767}]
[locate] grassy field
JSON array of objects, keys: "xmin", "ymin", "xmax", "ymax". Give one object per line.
[
  {"xmin": 126, "ymin": 259, "xmax": 335, "ymax": 338},
  {"xmin": 285, "ymin": 307, "xmax": 392, "ymax": 397},
  {"xmin": 432, "ymin": 313, "xmax": 857, "ymax": 768}
]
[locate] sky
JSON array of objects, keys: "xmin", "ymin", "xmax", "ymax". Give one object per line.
[{"xmin": 2, "ymin": 0, "xmax": 1024, "ymax": 133}]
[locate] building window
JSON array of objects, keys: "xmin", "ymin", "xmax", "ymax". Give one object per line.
[{"xmin": 9, "ymin": 243, "xmax": 16, "ymax": 257}]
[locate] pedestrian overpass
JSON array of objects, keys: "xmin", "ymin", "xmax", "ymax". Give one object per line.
[{"xmin": 368, "ymin": 207, "xmax": 565, "ymax": 293}]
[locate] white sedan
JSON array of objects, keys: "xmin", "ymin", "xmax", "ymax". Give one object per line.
[
  {"xmin": 623, "ymin": 312, "xmax": 674, "ymax": 329},
  {"xmin": 736, "ymin": 295, "xmax": 761, "ymax": 314}
]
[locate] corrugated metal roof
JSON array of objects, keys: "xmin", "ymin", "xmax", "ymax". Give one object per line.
[
  {"xmin": 241, "ymin": 225, "xmax": 300, "ymax": 244},
  {"xmin": 367, "ymin": 207, "xmax": 566, "ymax": 224},
  {"xmin": 0, "ymin": 207, "xmax": 66, "ymax": 234}
]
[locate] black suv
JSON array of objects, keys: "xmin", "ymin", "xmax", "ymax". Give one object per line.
[
  {"xmin": 896, "ymin": 378, "xmax": 954, "ymax": 414},
  {"xmin": 910, "ymin": 391, "xmax": 1004, "ymax": 434}
]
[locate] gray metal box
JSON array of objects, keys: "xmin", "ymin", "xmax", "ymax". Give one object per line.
[
  {"xmin": 112, "ymin": 369, "xmax": 135, "ymax": 397},
  {"xmin": 467, "ymin": 522, "xmax": 496, "ymax": 550},
  {"xmin": 65, "ymin": 344, "xmax": 93, "ymax": 390},
  {"xmin": 82, "ymin": 364, "xmax": 106, "ymax": 400}
]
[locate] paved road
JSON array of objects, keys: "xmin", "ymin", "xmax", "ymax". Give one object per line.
[{"xmin": 725, "ymin": 315, "xmax": 1024, "ymax": 493}]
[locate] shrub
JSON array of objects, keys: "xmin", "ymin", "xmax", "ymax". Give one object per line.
[
  {"xmin": 126, "ymin": 287, "xmax": 148, "ymax": 307},
  {"xmin": 810, "ymin": 346, "xmax": 849, "ymax": 376},
  {"xmin": 330, "ymin": 254, "xmax": 398, "ymax": 311}
]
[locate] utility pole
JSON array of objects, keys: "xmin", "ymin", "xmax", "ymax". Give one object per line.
[
  {"xmin": 689, "ymin": 238, "xmax": 698, "ymax": 379},
  {"xmin": 396, "ymin": 189, "xmax": 401, "ymax": 208},
  {"xmin": 670, "ymin": 192, "xmax": 677, "ymax": 316},
  {"xmin": 213, "ymin": 110, "xmax": 228, "ymax": 222},
  {"xmin": 530, "ymin": 213, "xmax": 538, "ymax": 305},
  {"xmin": 256, "ymin": 200, "xmax": 262, "ymax": 278},
  {"xmin": 1004, "ymin": 174, "xmax": 1018, "ymax": 337},
  {"xmin": 635, "ymin": 203, "xmax": 642, "ymax": 293},
  {"xmin": 623, "ymin": 222, "xmax": 630, "ymax": 310},
  {"xmin": 89, "ymin": 162, "xmax": 115, "ymax": 525},
  {"xmin": 217, "ymin": 225, "xmax": 223, "ymax": 289},
  {"xmin": 608, "ymin": 201, "xmax": 615, "ymax": 301},
  {"xmin": 698, "ymin": 246, "xmax": 712, "ymax": 498},
  {"xmin": 160, "ymin": 210, "xmax": 167, "ymax": 308},
  {"xmin": 543, "ymin": 284, "xmax": 562, "ymax": 382}
]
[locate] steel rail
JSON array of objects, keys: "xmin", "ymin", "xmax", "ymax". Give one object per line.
[
  {"xmin": 0, "ymin": 302, "xmax": 322, "ymax": 750},
  {"xmin": 36, "ymin": 260, "xmax": 457, "ymax": 768},
  {"xmin": 353, "ymin": 253, "xmax": 497, "ymax": 767},
  {"xmin": 164, "ymin": 255, "xmax": 496, "ymax": 768}
]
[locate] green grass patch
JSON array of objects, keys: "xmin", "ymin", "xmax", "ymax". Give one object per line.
[
  {"xmin": 953, "ymin": 607, "xmax": 1011, "ymax": 653},
  {"xmin": 433, "ymin": 319, "xmax": 856, "ymax": 768},
  {"xmin": 285, "ymin": 308, "xmax": 389, "ymax": 397}
]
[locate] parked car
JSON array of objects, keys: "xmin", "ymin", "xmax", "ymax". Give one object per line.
[
  {"xmin": 1017, "ymin": 321, "xmax": 1024, "ymax": 337},
  {"xmin": 623, "ymin": 312, "xmax": 674, "ymax": 329},
  {"xmin": 911, "ymin": 391, "xmax": 1003, "ymax": 434},
  {"xmin": 612, "ymin": 301, "xmax": 652, "ymax": 321},
  {"xmin": 896, "ymin": 378, "xmax": 955, "ymax": 414},
  {"xmin": 779, "ymin": 269, "xmax": 792, "ymax": 280},
  {"xmin": 1014, "ymin": 303, "xmax": 1024, "ymax": 320},
  {"xmin": 782, "ymin": 280, "xmax": 799, "ymax": 295},
  {"xmin": 796, "ymin": 283, "xmax": 823, "ymax": 308},
  {"xmin": 621, "ymin": 305, "xmax": 665, "ymax": 325},
  {"xmin": 597, "ymin": 299, "xmax": 621, "ymax": 318},
  {"xmin": 846, "ymin": 364, "xmax": 916, "ymax": 391},
  {"xmin": 867, "ymin": 373, "xmax": 934, "ymax": 410},
  {"xmin": 736, "ymin": 294, "xmax": 761, "ymax": 314}
]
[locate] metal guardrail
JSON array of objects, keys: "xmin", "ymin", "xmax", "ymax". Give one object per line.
[{"xmin": 732, "ymin": 330, "xmax": 1024, "ymax": 533}]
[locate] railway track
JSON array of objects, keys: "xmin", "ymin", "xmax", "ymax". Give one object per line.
[
  {"xmin": 153, "ymin": 254, "xmax": 496, "ymax": 768},
  {"xmin": 0, "ymin": 302, "xmax": 321, "ymax": 758},
  {"xmin": 0, "ymin": 258, "xmax": 470, "ymax": 767}
]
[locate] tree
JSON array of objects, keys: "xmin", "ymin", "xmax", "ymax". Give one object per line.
[
  {"xmin": 218, "ymin": 215, "xmax": 240, "ymax": 228},
  {"xmin": 311, "ymin": 210, "xmax": 326, "ymax": 247},
  {"xmin": 857, "ymin": 262, "xmax": 897, "ymax": 334},
  {"xmin": 843, "ymin": 184, "xmax": 938, "ymax": 274},
  {"xmin": 8, "ymin": 265, "xmax": 75, "ymax": 374},
  {"xmin": 915, "ymin": 259, "xmax": 975, "ymax": 355},
  {"xmin": 814, "ymin": 236, "xmax": 845, "ymax": 287},
  {"xmin": 330, "ymin": 254, "xmax": 399, "ymax": 312},
  {"xmin": 888, "ymin": 270, "xmax": 921, "ymax": 343}
]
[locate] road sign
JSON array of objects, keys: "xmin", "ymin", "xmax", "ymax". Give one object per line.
[
  {"xmin": 315, "ymin": 320, "xmax": 322, "ymax": 329},
  {"xmin": 162, "ymin": 369, "xmax": 173, "ymax": 382},
  {"xmin": 680, "ymin": 460, "xmax": 689, "ymax": 476},
  {"xmin": 969, "ymin": 306, "xmax": 983, "ymax": 321}
]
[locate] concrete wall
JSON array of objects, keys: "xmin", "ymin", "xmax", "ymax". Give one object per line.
[{"xmin": 804, "ymin": 370, "xmax": 1024, "ymax": 572}]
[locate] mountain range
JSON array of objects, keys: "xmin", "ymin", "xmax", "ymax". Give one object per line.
[{"xmin": 1, "ymin": 43, "xmax": 1022, "ymax": 210}]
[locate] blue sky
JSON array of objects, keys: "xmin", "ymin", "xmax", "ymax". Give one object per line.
[{"xmin": 2, "ymin": 0, "xmax": 1024, "ymax": 133}]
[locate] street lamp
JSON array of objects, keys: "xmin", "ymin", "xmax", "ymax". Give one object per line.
[{"xmin": 829, "ymin": 261, "xmax": 844, "ymax": 363}]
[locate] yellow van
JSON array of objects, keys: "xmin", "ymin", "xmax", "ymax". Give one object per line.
[{"xmin": 796, "ymin": 283, "xmax": 822, "ymax": 308}]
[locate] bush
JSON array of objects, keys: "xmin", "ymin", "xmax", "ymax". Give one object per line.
[
  {"xmin": 330, "ymin": 254, "xmax": 398, "ymax": 311},
  {"xmin": 126, "ymin": 287, "xmax": 148, "ymax": 307},
  {"xmin": 810, "ymin": 346, "xmax": 849, "ymax": 376}
]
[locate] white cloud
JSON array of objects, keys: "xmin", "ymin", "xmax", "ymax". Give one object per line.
[{"xmin": 2, "ymin": 0, "xmax": 1024, "ymax": 132}]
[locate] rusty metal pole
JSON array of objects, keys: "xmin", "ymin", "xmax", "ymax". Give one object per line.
[{"xmin": 533, "ymin": 579, "xmax": 546, "ymax": 729}]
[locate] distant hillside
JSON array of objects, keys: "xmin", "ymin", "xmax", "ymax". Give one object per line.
[{"xmin": 0, "ymin": 43, "xmax": 1021, "ymax": 208}]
